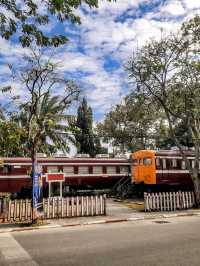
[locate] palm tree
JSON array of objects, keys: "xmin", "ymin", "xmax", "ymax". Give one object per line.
[{"xmin": 19, "ymin": 92, "xmax": 72, "ymax": 159}]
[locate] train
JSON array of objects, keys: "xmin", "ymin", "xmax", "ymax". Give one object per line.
[
  {"xmin": 132, "ymin": 150, "xmax": 194, "ymax": 192},
  {"xmin": 0, "ymin": 155, "xmax": 130, "ymax": 196},
  {"xmin": 0, "ymin": 149, "xmax": 196, "ymax": 197}
]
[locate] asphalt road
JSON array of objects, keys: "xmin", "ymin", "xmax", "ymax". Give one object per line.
[{"xmin": 1, "ymin": 216, "xmax": 200, "ymax": 266}]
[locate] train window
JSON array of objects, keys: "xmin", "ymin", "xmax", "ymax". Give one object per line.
[
  {"xmin": 156, "ymin": 158, "xmax": 162, "ymax": 169},
  {"xmin": 107, "ymin": 166, "xmax": 116, "ymax": 174},
  {"xmin": 47, "ymin": 166, "xmax": 58, "ymax": 173},
  {"xmin": 79, "ymin": 166, "xmax": 89, "ymax": 174},
  {"xmin": 133, "ymin": 159, "xmax": 138, "ymax": 166},
  {"xmin": 182, "ymin": 160, "xmax": 186, "ymax": 170},
  {"xmin": 139, "ymin": 159, "xmax": 143, "ymax": 165},
  {"xmin": 93, "ymin": 166, "xmax": 102, "ymax": 174},
  {"xmin": 172, "ymin": 159, "xmax": 177, "ymax": 168},
  {"xmin": 3, "ymin": 165, "xmax": 12, "ymax": 174},
  {"xmin": 162, "ymin": 159, "xmax": 166, "ymax": 169},
  {"xmin": 3, "ymin": 166, "xmax": 8, "ymax": 174},
  {"xmin": 192, "ymin": 160, "xmax": 195, "ymax": 168},
  {"xmin": 120, "ymin": 166, "xmax": 129, "ymax": 174},
  {"xmin": 143, "ymin": 158, "xmax": 152, "ymax": 166},
  {"xmin": 63, "ymin": 166, "xmax": 74, "ymax": 175}
]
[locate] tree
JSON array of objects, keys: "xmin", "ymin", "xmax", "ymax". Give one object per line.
[
  {"xmin": 13, "ymin": 49, "xmax": 79, "ymax": 159},
  {"xmin": 126, "ymin": 16, "xmax": 200, "ymax": 204},
  {"xmin": 97, "ymin": 92, "xmax": 162, "ymax": 153},
  {"xmin": 75, "ymin": 98, "xmax": 95, "ymax": 157},
  {"xmin": 97, "ymin": 91, "xmax": 193, "ymax": 154},
  {"xmin": 0, "ymin": 119, "xmax": 26, "ymax": 157},
  {"xmin": 17, "ymin": 92, "xmax": 73, "ymax": 157},
  {"xmin": 0, "ymin": 0, "xmax": 113, "ymax": 47},
  {"xmin": 74, "ymin": 97, "xmax": 105, "ymax": 157}
]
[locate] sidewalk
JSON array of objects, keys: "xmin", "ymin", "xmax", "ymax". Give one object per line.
[{"xmin": 1, "ymin": 198, "xmax": 200, "ymax": 233}]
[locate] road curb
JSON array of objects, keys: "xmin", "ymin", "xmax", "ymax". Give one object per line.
[{"xmin": 1, "ymin": 211, "xmax": 200, "ymax": 234}]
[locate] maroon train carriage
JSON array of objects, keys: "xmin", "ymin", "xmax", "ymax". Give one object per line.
[
  {"xmin": 155, "ymin": 150, "xmax": 195, "ymax": 190},
  {"xmin": 0, "ymin": 156, "xmax": 130, "ymax": 195}
]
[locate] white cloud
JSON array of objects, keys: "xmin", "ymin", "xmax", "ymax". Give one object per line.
[
  {"xmin": 1, "ymin": 0, "xmax": 200, "ymax": 121},
  {"xmin": 183, "ymin": 0, "xmax": 200, "ymax": 9},
  {"xmin": 160, "ymin": 1, "xmax": 185, "ymax": 16}
]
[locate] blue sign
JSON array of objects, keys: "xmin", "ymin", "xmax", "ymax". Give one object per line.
[{"xmin": 33, "ymin": 173, "xmax": 43, "ymax": 213}]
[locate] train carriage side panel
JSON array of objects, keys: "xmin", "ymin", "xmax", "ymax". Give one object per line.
[{"xmin": 155, "ymin": 154, "xmax": 193, "ymax": 188}]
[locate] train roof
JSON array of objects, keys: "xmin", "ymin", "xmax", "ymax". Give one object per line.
[
  {"xmin": 132, "ymin": 149, "xmax": 195, "ymax": 158},
  {"xmin": 155, "ymin": 150, "xmax": 195, "ymax": 156},
  {"xmin": 0, "ymin": 157, "xmax": 129, "ymax": 164}
]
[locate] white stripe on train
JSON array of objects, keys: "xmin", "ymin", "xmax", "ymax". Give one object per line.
[
  {"xmin": 3, "ymin": 162, "xmax": 129, "ymax": 166},
  {"xmin": 0, "ymin": 173, "xmax": 128, "ymax": 179},
  {"xmin": 156, "ymin": 170, "xmax": 190, "ymax": 174}
]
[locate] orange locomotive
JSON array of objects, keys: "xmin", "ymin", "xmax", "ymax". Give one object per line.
[{"xmin": 131, "ymin": 150, "xmax": 194, "ymax": 192}]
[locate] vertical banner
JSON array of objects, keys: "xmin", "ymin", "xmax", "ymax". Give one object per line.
[{"xmin": 33, "ymin": 164, "xmax": 44, "ymax": 219}]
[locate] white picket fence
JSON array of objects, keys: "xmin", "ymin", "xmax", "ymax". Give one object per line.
[
  {"xmin": 43, "ymin": 195, "xmax": 106, "ymax": 219},
  {"xmin": 0, "ymin": 199, "xmax": 32, "ymax": 223},
  {"xmin": 0, "ymin": 195, "xmax": 106, "ymax": 223},
  {"xmin": 144, "ymin": 191, "xmax": 195, "ymax": 212}
]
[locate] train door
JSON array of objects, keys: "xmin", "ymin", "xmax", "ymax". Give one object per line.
[
  {"xmin": 131, "ymin": 157, "xmax": 139, "ymax": 184},
  {"xmin": 155, "ymin": 157, "xmax": 163, "ymax": 184},
  {"xmin": 143, "ymin": 156, "xmax": 156, "ymax": 185}
]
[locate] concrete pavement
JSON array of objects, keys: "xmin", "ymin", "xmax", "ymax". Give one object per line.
[{"xmin": 1, "ymin": 215, "xmax": 200, "ymax": 266}]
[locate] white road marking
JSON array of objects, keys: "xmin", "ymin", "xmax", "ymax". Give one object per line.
[{"xmin": 0, "ymin": 233, "xmax": 39, "ymax": 266}]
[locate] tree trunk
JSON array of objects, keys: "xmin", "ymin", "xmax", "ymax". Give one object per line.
[
  {"xmin": 192, "ymin": 177, "xmax": 200, "ymax": 206},
  {"xmin": 193, "ymin": 140, "xmax": 200, "ymax": 206}
]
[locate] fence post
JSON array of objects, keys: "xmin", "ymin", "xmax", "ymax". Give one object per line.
[
  {"xmin": 66, "ymin": 197, "xmax": 69, "ymax": 217},
  {"xmin": 95, "ymin": 195, "xmax": 98, "ymax": 215},
  {"xmin": 159, "ymin": 193, "xmax": 162, "ymax": 212},
  {"xmin": 61, "ymin": 198, "xmax": 64, "ymax": 218},
  {"xmin": 7, "ymin": 200, "xmax": 11, "ymax": 222},
  {"xmin": 76, "ymin": 196, "xmax": 79, "ymax": 217},
  {"xmin": 104, "ymin": 194, "xmax": 106, "ymax": 215},
  {"xmin": 185, "ymin": 192, "xmax": 189, "ymax": 209},
  {"xmin": 144, "ymin": 193, "xmax": 147, "ymax": 212},
  {"xmin": 2, "ymin": 198, "xmax": 7, "ymax": 222},
  {"xmin": 169, "ymin": 193, "xmax": 172, "ymax": 211},
  {"xmin": 182, "ymin": 191, "xmax": 186, "ymax": 209},
  {"xmin": 156, "ymin": 193, "xmax": 161, "ymax": 210},
  {"xmin": 152, "ymin": 193, "xmax": 155, "ymax": 211},
  {"xmin": 71, "ymin": 197, "xmax": 74, "ymax": 217},
  {"xmin": 173, "ymin": 192, "xmax": 176, "ymax": 211}
]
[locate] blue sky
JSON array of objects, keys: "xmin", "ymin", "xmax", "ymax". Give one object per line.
[{"xmin": 0, "ymin": 0, "xmax": 200, "ymax": 121}]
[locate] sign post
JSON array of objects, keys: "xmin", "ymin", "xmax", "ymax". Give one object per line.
[{"xmin": 46, "ymin": 173, "xmax": 65, "ymax": 198}]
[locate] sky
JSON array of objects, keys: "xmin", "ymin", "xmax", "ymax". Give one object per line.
[{"xmin": 0, "ymin": 0, "xmax": 200, "ymax": 122}]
